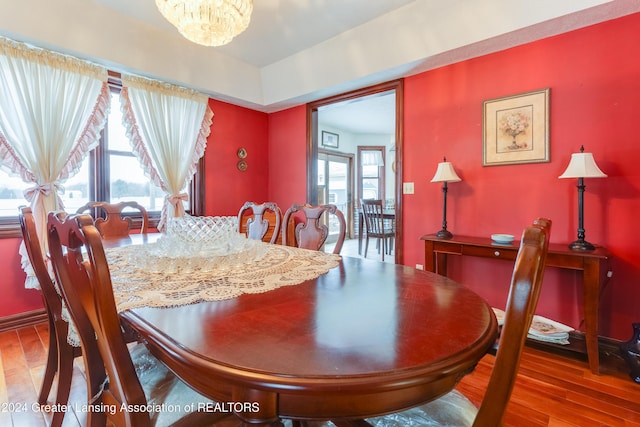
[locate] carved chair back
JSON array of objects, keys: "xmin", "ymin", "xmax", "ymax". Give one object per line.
[
  {"xmin": 365, "ymin": 218, "xmax": 551, "ymax": 427},
  {"xmin": 473, "ymin": 218, "xmax": 551, "ymax": 426},
  {"xmin": 19, "ymin": 207, "xmax": 81, "ymax": 422},
  {"xmin": 47, "ymin": 212, "xmax": 150, "ymax": 426},
  {"xmin": 76, "ymin": 201, "xmax": 148, "ymax": 239},
  {"xmin": 282, "ymin": 203, "xmax": 346, "ymax": 254},
  {"xmin": 237, "ymin": 201, "xmax": 282, "ymax": 244}
]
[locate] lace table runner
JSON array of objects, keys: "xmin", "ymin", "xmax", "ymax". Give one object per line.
[
  {"xmin": 64, "ymin": 242, "xmax": 340, "ymax": 346},
  {"xmin": 106, "ymin": 241, "xmax": 341, "ymax": 312}
]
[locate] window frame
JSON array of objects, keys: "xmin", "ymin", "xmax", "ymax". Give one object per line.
[
  {"xmin": 0, "ymin": 75, "xmax": 205, "ymax": 238},
  {"xmin": 357, "ymin": 146, "xmax": 386, "ymax": 206}
]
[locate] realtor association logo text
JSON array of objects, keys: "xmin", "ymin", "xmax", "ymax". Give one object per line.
[{"xmin": 18, "ymin": 401, "xmax": 259, "ymax": 415}]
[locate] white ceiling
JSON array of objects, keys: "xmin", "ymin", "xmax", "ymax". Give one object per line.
[
  {"xmin": 2, "ymin": 0, "xmax": 639, "ymax": 133},
  {"xmin": 96, "ymin": 0, "xmax": 417, "ymax": 67}
]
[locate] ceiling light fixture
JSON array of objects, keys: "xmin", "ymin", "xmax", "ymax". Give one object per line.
[{"xmin": 156, "ymin": 0, "xmax": 253, "ymax": 47}]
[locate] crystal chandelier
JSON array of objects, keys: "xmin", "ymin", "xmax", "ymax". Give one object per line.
[{"xmin": 156, "ymin": 0, "xmax": 253, "ymax": 47}]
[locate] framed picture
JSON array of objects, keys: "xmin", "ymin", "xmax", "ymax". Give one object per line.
[
  {"xmin": 321, "ymin": 131, "xmax": 339, "ymax": 149},
  {"xmin": 482, "ymin": 88, "xmax": 550, "ymax": 166}
]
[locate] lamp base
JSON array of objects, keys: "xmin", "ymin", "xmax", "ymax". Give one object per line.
[
  {"xmin": 436, "ymin": 229, "xmax": 453, "ymax": 239},
  {"xmin": 568, "ymin": 239, "xmax": 595, "ymax": 251}
]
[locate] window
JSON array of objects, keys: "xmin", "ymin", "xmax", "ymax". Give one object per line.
[
  {"xmin": 0, "ymin": 83, "xmax": 203, "ymax": 237},
  {"xmin": 357, "ymin": 146, "xmax": 385, "ymax": 203},
  {"xmin": 94, "ymin": 88, "xmax": 166, "ymax": 213},
  {"xmin": 0, "ymin": 170, "xmax": 31, "ymax": 218},
  {"xmin": 0, "ymin": 138, "xmax": 92, "ymax": 231}
]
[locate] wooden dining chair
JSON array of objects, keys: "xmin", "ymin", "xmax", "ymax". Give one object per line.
[
  {"xmin": 282, "ymin": 203, "xmax": 346, "ymax": 254},
  {"xmin": 46, "ymin": 211, "xmax": 233, "ymax": 427},
  {"xmin": 361, "ymin": 218, "xmax": 552, "ymax": 427},
  {"xmin": 237, "ymin": 201, "xmax": 282, "ymax": 244},
  {"xmin": 19, "ymin": 207, "xmax": 82, "ymax": 427},
  {"xmin": 76, "ymin": 201, "xmax": 148, "ymax": 239},
  {"xmin": 360, "ymin": 199, "xmax": 395, "ymax": 261}
]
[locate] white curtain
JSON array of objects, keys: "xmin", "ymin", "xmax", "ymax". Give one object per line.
[
  {"xmin": 0, "ymin": 37, "xmax": 109, "ymax": 288},
  {"xmin": 120, "ymin": 74, "xmax": 212, "ymax": 231}
]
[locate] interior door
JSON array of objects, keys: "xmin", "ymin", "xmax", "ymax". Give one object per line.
[{"xmin": 318, "ymin": 150, "xmax": 353, "ymax": 239}]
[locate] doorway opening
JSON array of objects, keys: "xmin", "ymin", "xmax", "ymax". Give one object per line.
[{"xmin": 306, "ymin": 80, "xmax": 404, "ymax": 263}]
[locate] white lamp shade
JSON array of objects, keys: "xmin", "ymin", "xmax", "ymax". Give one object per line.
[
  {"xmin": 558, "ymin": 152, "xmax": 607, "ymax": 179},
  {"xmin": 431, "ymin": 161, "xmax": 461, "ymax": 183}
]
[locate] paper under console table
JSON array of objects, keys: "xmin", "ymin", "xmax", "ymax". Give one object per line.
[{"xmin": 421, "ymin": 234, "xmax": 610, "ymax": 375}]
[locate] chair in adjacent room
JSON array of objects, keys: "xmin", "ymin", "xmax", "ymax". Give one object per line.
[
  {"xmin": 282, "ymin": 203, "xmax": 346, "ymax": 254},
  {"xmin": 19, "ymin": 207, "xmax": 81, "ymax": 427},
  {"xmin": 363, "ymin": 218, "xmax": 551, "ymax": 427},
  {"xmin": 237, "ymin": 201, "xmax": 282, "ymax": 244},
  {"xmin": 47, "ymin": 212, "xmax": 233, "ymax": 427},
  {"xmin": 76, "ymin": 200, "xmax": 148, "ymax": 239},
  {"xmin": 360, "ymin": 199, "xmax": 395, "ymax": 261}
]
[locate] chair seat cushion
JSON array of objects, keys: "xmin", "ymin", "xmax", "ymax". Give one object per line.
[
  {"xmin": 366, "ymin": 390, "xmax": 477, "ymax": 427},
  {"xmin": 282, "ymin": 390, "xmax": 477, "ymax": 427},
  {"xmin": 130, "ymin": 343, "xmax": 220, "ymax": 426}
]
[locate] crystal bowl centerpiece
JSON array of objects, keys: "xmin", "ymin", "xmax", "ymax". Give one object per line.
[{"xmin": 132, "ymin": 215, "xmax": 266, "ymax": 273}]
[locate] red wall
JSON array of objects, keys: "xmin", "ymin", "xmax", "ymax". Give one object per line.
[
  {"xmin": 267, "ymin": 105, "xmax": 308, "ymax": 210},
  {"xmin": 203, "ymin": 99, "xmax": 269, "ymax": 216},
  {"xmin": 0, "ymin": 238, "xmax": 43, "ymax": 317},
  {"xmin": 399, "ymin": 13, "xmax": 640, "ymax": 339}
]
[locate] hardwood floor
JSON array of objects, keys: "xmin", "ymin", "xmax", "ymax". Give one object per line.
[
  {"xmin": 1, "ymin": 323, "xmax": 639, "ymax": 426},
  {"xmin": 327, "ymin": 238, "xmax": 395, "ymax": 264},
  {"xmin": 457, "ymin": 347, "xmax": 640, "ymax": 427}
]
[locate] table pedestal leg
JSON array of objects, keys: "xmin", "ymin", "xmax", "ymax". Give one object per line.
[{"xmin": 233, "ymin": 388, "xmax": 281, "ymax": 426}]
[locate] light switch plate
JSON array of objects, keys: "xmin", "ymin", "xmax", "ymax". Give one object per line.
[{"xmin": 403, "ymin": 182, "xmax": 414, "ymax": 194}]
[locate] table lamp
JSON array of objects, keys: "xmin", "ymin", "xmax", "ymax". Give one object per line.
[
  {"xmin": 431, "ymin": 157, "xmax": 461, "ymax": 239},
  {"xmin": 558, "ymin": 146, "xmax": 607, "ymax": 251}
]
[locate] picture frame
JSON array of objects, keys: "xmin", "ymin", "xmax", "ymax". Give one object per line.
[
  {"xmin": 482, "ymin": 88, "xmax": 550, "ymax": 166},
  {"xmin": 321, "ymin": 131, "xmax": 339, "ymax": 149}
]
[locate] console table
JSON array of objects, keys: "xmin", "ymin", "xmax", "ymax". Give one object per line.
[{"xmin": 421, "ymin": 234, "xmax": 610, "ymax": 374}]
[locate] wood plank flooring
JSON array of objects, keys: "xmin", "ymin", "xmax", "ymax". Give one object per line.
[{"xmin": 1, "ymin": 323, "xmax": 639, "ymax": 426}]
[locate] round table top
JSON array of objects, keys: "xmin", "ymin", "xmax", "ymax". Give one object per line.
[{"xmin": 121, "ymin": 254, "xmax": 497, "ymax": 422}]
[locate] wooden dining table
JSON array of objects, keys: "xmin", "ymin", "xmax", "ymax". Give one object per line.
[{"xmin": 112, "ymin": 235, "xmax": 498, "ymax": 426}]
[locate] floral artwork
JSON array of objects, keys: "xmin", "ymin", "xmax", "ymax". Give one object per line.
[
  {"xmin": 498, "ymin": 107, "xmax": 532, "ymax": 151},
  {"xmin": 483, "ymin": 89, "xmax": 549, "ymax": 166}
]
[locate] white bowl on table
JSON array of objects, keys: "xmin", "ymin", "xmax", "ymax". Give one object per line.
[{"xmin": 491, "ymin": 233, "xmax": 515, "ymax": 244}]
